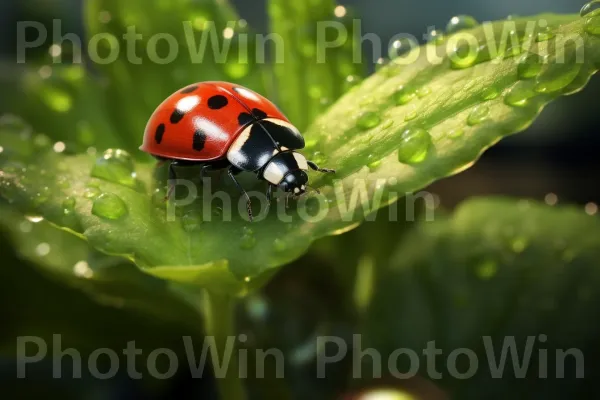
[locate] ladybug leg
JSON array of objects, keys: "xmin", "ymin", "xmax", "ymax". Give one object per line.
[
  {"xmin": 227, "ymin": 167, "xmax": 254, "ymax": 222},
  {"xmin": 199, "ymin": 164, "xmax": 213, "ymax": 184},
  {"xmin": 166, "ymin": 161, "xmax": 179, "ymax": 201},
  {"xmin": 307, "ymin": 160, "xmax": 336, "ymax": 174},
  {"xmin": 264, "ymin": 184, "xmax": 274, "ymax": 216}
]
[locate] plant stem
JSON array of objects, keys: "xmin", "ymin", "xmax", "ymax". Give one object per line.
[{"xmin": 203, "ymin": 290, "xmax": 246, "ymax": 400}]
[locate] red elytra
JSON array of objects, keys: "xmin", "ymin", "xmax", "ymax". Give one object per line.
[{"xmin": 140, "ymin": 81, "xmax": 289, "ymax": 161}]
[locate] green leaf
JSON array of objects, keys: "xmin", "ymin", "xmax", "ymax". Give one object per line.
[
  {"xmin": 268, "ymin": 0, "xmax": 364, "ymax": 129},
  {"xmin": 1, "ymin": 13, "xmax": 600, "ymax": 295},
  {"xmin": 364, "ymin": 198, "xmax": 600, "ymax": 398}
]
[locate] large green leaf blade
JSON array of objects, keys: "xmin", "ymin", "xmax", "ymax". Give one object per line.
[{"xmin": 1, "ymin": 14, "xmax": 599, "ymax": 295}]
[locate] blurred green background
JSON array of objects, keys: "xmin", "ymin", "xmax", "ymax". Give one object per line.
[{"xmin": 1, "ymin": 1, "xmax": 599, "ymax": 399}]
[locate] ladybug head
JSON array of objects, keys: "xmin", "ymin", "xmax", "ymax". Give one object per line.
[{"xmin": 279, "ymin": 169, "xmax": 309, "ymax": 196}]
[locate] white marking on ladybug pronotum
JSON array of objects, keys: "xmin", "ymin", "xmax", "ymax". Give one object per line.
[
  {"xmin": 293, "ymin": 152, "xmax": 309, "ymax": 170},
  {"xmin": 263, "ymin": 161, "xmax": 285, "ymax": 185},
  {"xmin": 176, "ymin": 95, "xmax": 200, "ymax": 113}
]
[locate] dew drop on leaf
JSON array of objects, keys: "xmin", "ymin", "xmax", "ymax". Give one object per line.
[
  {"xmin": 91, "ymin": 149, "xmax": 138, "ymax": 189},
  {"xmin": 503, "ymin": 81, "xmax": 537, "ymax": 107},
  {"xmin": 357, "ymin": 112, "xmax": 381, "ymax": 130},
  {"xmin": 393, "ymin": 86, "xmax": 416, "ymax": 105},
  {"xmin": 536, "ymin": 27, "xmax": 555, "ymax": 42},
  {"xmin": 84, "ymin": 186, "xmax": 101, "ymax": 199},
  {"xmin": 581, "ymin": 1, "xmax": 600, "ymax": 17},
  {"xmin": 517, "ymin": 53, "xmax": 545, "ymax": 79},
  {"xmin": 404, "ymin": 108, "xmax": 417, "ymax": 121},
  {"xmin": 62, "ymin": 197, "xmax": 76, "ymax": 214},
  {"xmin": 92, "ymin": 193, "xmax": 128, "ymax": 220},
  {"xmin": 585, "ymin": 12, "xmax": 600, "ymax": 35},
  {"xmin": 427, "ymin": 29, "xmax": 445, "ymax": 44},
  {"xmin": 534, "ymin": 44, "xmax": 583, "ymax": 93},
  {"xmin": 446, "ymin": 15, "xmax": 479, "ymax": 34},
  {"xmin": 397, "ymin": 128, "xmax": 431, "ymax": 164},
  {"xmin": 388, "ymin": 37, "xmax": 417, "ymax": 60},
  {"xmin": 416, "ymin": 87, "xmax": 431, "ymax": 98},
  {"xmin": 481, "ymin": 86, "xmax": 500, "ymax": 100},
  {"xmin": 467, "ymin": 105, "xmax": 490, "ymax": 126},
  {"xmin": 449, "ymin": 42, "xmax": 479, "ymax": 69},
  {"xmin": 448, "ymin": 128, "xmax": 464, "ymax": 139}
]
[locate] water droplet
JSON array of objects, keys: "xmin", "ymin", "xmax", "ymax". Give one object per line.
[
  {"xmin": 504, "ymin": 81, "xmax": 537, "ymax": 107},
  {"xmin": 182, "ymin": 211, "xmax": 202, "ymax": 232},
  {"xmin": 517, "ymin": 53, "xmax": 545, "ymax": 79},
  {"xmin": 503, "ymin": 44, "xmax": 522, "ymax": 59},
  {"xmin": 427, "ymin": 29, "xmax": 445, "ymax": 44},
  {"xmin": 84, "ymin": 186, "xmax": 101, "ymax": 199},
  {"xmin": 449, "ymin": 42, "xmax": 479, "ymax": 69},
  {"xmin": 397, "ymin": 128, "xmax": 431, "ymax": 164},
  {"xmin": 446, "ymin": 15, "xmax": 479, "ymax": 34},
  {"xmin": 585, "ymin": 12, "xmax": 600, "ymax": 35},
  {"xmin": 357, "ymin": 111, "xmax": 381, "ymax": 130},
  {"xmin": 448, "ymin": 128, "xmax": 464, "ymax": 138},
  {"xmin": 536, "ymin": 27, "xmax": 555, "ymax": 42},
  {"xmin": 476, "ymin": 260, "xmax": 497, "ymax": 280},
  {"xmin": 240, "ymin": 230, "xmax": 257, "ymax": 250},
  {"xmin": 273, "ymin": 238, "xmax": 287, "ymax": 252},
  {"xmin": 31, "ymin": 187, "xmax": 50, "ymax": 207},
  {"xmin": 534, "ymin": 43, "xmax": 583, "ymax": 93},
  {"xmin": 62, "ymin": 197, "xmax": 76, "ymax": 214},
  {"xmin": 381, "ymin": 120, "xmax": 394, "ymax": 130},
  {"xmin": 375, "ymin": 57, "xmax": 388, "ymax": 72},
  {"xmin": 393, "ymin": 86, "xmax": 416, "ymax": 105},
  {"xmin": 388, "ymin": 37, "xmax": 417, "ymax": 60},
  {"xmin": 367, "ymin": 159, "xmax": 382, "ymax": 171},
  {"xmin": 581, "ymin": 1, "xmax": 600, "ymax": 17},
  {"xmin": 416, "ymin": 87, "xmax": 431, "ymax": 98},
  {"xmin": 467, "ymin": 105, "xmax": 489, "ymax": 126},
  {"xmin": 481, "ymin": 86, "xmax": 500, "ymax": 100},
  {"xmin": 404, "ymin": 107, "xmax": 417, "ymax": 121},
  {"xmin": 91, "ymin": 149, "xmax": 138, "ymax": 189},
  {"xmin": 92, "ymin": 193, "xmax": 128, "ymax": 220}
]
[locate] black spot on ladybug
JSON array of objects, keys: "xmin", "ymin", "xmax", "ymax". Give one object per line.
[
  {"xmin": 252, "ymin": 108, "xmax": 268, "ymax": 120},
  {"xmin": 170, "ymin": 110, "xmax": 185, "ymax": 124},
  {"xmin": 238, "ymin": 112, "xmax": 254, "ymax": 126},
  {"xmin": 208, "ymin": 95, "xmax": 228, "ymax": 110},
  {"xmin": 154, "ymin": 123, "xmax": 166, "ymax": 144},
  {"xmin": 180, "ymin": 85, "xmax": 199, "ymax": 94},
  {"xmin": 193, "ymin": 129, "xmax": 206, "ymax": 151}
]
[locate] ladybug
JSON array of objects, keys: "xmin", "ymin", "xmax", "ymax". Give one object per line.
[{"xmin": 140, "ymin": 81, "xmax": 335, "ymax": 220}]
